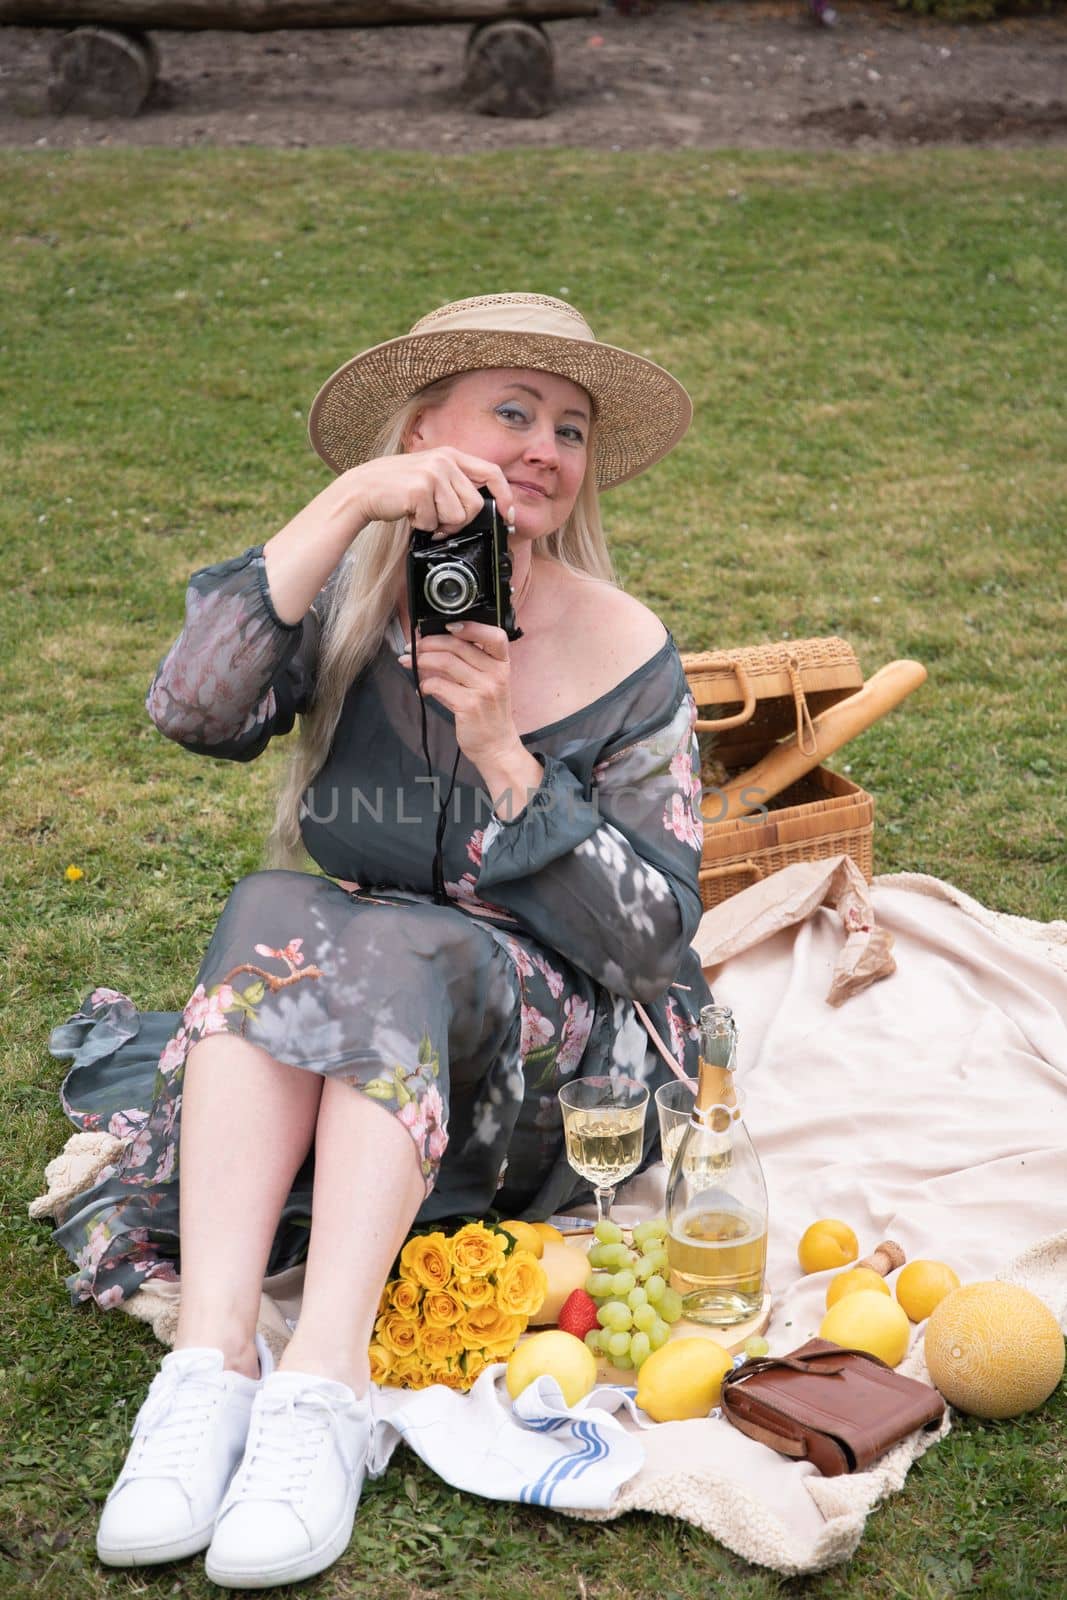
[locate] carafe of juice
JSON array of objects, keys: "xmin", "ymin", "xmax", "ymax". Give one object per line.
[{"xmin": 664, "ymin": 1004, "xmax": 768, "ymax": 1326}]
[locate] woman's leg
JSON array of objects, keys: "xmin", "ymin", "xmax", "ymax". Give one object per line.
[
  {"xmin": 175, "ymin": 1033, "xmax": 424, "ymax": 1392},
  {"xmin": 174, "ymin": 1034, "xmax": 324, "ymax": 1377},
  {"xmin": 280, "ymin": 1077, "xmax": 425, "ymax": 1395}
]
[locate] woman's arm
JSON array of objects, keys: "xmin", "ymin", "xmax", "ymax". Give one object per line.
[
  {"xmin": 474, "ymin": 690, "xmax": 705, "ymax": 1005},
  {"xmin": 145, "ymin": 546, "xmax": 326, "ymax": 762},
  {"xmin": 264, "ymin": 449, "xmax": 515, "ymax": 624},
  {"xmin": 147, "ymin": 449, "xmax": 514, "ymax": 761}
]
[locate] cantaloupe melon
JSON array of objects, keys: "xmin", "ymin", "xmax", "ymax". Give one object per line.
[{"xmin": 924, "ymin": 1281, "xmax": 1065, "ymax": 1419}]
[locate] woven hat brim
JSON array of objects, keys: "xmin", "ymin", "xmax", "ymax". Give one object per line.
[{"xmin": 307, "ymin": 329, "xmax": 692, "ymax": 490}]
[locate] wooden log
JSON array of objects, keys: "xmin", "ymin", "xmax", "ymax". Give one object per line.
[
  {"xmin": 1, "ymin": 0, "xmax": 599, "ymax": 28},
  {"xmin": 47, "ymin": 24, "xmax": 156, "ymax": 114},
  {"xmin": 464, "ymin": 17, "xmax": 553, "ymax": 119}
]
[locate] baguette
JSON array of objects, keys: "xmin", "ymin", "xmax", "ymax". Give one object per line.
[{"xmin": 706, "ymin": 660, "xmax": 927, "ymax": 822}]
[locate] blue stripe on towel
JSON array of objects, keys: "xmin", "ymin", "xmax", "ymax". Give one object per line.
[{"xmin": 520, "ymin": 1419, "xmax": 608, "ymax": 1507}]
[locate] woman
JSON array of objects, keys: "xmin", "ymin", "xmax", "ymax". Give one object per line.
[{"xmin": 46, "ymin": 294, "xmax": 712, "ymax": 1588}]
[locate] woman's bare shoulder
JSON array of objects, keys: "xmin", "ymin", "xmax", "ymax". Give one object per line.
[{"xmin": 552, "ymin": 568, "xmax": 670, "ymax": 673}]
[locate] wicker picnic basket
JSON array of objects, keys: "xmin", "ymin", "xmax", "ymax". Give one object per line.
[{"xmin": 680, "ymin": 637, "xmax": 875, "ymax": 910}]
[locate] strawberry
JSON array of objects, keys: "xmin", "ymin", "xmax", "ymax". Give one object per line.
[{"xmin": 557, "ymin": 1289, "xmax": 600, "ymax": 1343}]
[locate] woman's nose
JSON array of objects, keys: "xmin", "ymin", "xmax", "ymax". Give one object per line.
[{"xmin": 524, "ymin": 422, "xmax": 559, "ymax": 469}]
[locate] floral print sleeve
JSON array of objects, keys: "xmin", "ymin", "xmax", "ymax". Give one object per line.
[
  {"xmin": 475, "ymin": 680, "xmax": 705, "ymax": 1005},
  {"xmin": 145, "ymin": 545, "xmax": 323, "ymax": 762}
]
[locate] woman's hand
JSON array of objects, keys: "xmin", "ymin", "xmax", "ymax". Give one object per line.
[
  {"xmin": 397, "ymin": 621, "xmax": 544, "ymax": 817},
  {"xmin": 341, "ymin": 449, "xmax": 514, "ymax": 539},
  {"xmin": 263, "ymin": 449, "xmax": 514, "ymax": 627}
]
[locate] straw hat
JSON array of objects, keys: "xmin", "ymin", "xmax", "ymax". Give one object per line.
[{"xmin": 307, "ymin": 293, "xmax": 692, "ymax": 490}]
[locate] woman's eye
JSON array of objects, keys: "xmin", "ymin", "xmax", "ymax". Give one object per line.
[
  {"xmin": 496, "ymin": 405, "xmax": 528, "ymax": 424},
  {"xmin": 559, "ymin": 425, "xmax": 586, "ymax": 445}
]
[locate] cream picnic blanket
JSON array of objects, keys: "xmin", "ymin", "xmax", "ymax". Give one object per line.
[{"xmin": 33, "ymin": 866, "xmax": 1067, "ymax": 1573}]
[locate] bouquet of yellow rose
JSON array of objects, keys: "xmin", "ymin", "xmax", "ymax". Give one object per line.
[{"xmin": 369, "ymin": 1221, "xmax": 548, "ymax": 1392}]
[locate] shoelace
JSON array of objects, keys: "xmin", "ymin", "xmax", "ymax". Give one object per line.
[
  {"xmin": 231, "ymin": 1390, "xmax": 356, "ymax": 1505},
  {"xmin": 125, "ymin": 1361, "xmax": 225, "ymax": 1484}
]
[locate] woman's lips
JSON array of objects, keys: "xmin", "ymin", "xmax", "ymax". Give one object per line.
[{"xmin": 511, "ymin": 481, "xmax": 549, "ymax": 498}]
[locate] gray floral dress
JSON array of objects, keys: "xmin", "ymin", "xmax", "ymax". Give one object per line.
[{"xmin": 48, "ymin": 546, "xmax": 713, "ymax": 1310}]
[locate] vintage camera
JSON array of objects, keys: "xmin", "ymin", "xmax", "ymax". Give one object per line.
[{"xmin": 407, "ymin": 489, "xmax": 523, "ymax": 642}]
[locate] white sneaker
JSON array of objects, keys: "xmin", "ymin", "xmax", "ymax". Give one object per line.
[
  {"xmin": 204, "ymin": 1371, "xmax": 372, "ymax": 1589},
  {"xmin": 96, "ymin": 1335, "xmax": 273, "ymax": 1567}
]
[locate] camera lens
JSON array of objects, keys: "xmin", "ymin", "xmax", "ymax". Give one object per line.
[{"xmin": 425, "ymin": 561, "xmax": 479, "ymax": 615}]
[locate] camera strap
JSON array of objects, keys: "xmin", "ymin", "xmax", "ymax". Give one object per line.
[{"xmin": 409, "ymin": 626, "xmax": 461, "ymax": 907}]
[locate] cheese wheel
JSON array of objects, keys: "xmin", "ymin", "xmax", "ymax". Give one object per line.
[{"xmin": 528, "ymin": 1241, "xmax": 591, "ymax": 1325}]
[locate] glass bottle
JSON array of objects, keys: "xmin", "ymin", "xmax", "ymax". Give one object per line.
[{"xmin": 664, "ymin": 1004, "xmax": 769, "ymax": 1326}]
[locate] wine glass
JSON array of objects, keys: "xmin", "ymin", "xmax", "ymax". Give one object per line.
[{"xmin": 558, "ymin": 1076, "xmax": 649, "ymax": 1226}]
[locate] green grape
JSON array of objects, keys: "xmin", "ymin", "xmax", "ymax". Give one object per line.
[
  {"xmin": 647, "ymin": 1248, "xmax": 670, "ymax": 1274},
  {"xmin": 596, "ymin": 1305, "xmax": 615, "ymax": 1329},
  {"xmin": 601, "ymin": 1243, "xmax": 633, "ymax": 1271},
  {"xmin": 648, "ymin": 1317, "xmax": 671, "ymax": 1350},
  {"xmin": 611, "ymin": 1269, "xmax": 636, "ymax": 1296},
  {"xmin": 659, "ymin": 1288, "xmax": 684, "ymax": 1324},
  {"xmin": 629, "ymin": 1331, "xmax": 651, "ymax": 1367},
  {"xmin": 607, "ymin": 1330, "xmax": 631, "ymax": 1360},
  {"xmin": 644, "ymin": 1217, "xmax": 668, "ymax": 1239},
  {"xmin": 645, "ymin": 1274, "xmax": 667, "ymax": 1304},
  {"xmin": 587, "ymin": 1271, "xmax": 615, "ymax": 1300},
  {"xmin": 611, "ymin": 1352, "xmax": 634, "ymax": 1371},
  {"xmin": 584, "ymin": 1329, "xmax": 603, "ymax": 1353},
  {"xmin": 603, "ymin": 1302, "xmax": 633, "ymax": 1333},
  {"xmin": 632, "ymin": 1303, "xmax": 657, "ymax": 1333},
  {"xmin": 634, "ymin": 1255, "xmax": 658, "ymax": 1282},
  {"xmin": 586, "ymin": 1243, "xmax": 611, "ymax": 1270},
  {"xmin": 594, "ymin": 1218, "xmax": 624, "ymax": 1245},
  {"xmin": 631, "ymin": 1221, "xmax": 656, "ymax": 1247},
  {"xmin": 626, "ymin": 1286, "xmax": 648, "ymax": 1310},
  {"xmin": 743, "ymin": 1336, "xmax": 770, "ymax": 1359}
]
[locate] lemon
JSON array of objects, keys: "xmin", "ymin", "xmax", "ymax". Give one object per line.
[
  {"xmin": 635, "ymin": 1337, "xmax": 734, "ymax": 1422},
  {"xmin": 820, "ymin": 1289, "xmax": 911, "ymax": 1368},
  {"xmin": 826, "ymin": 1267, "xmax": 891, "ymax": 1310},
  {"xmin": 895, "ymin": 1260, "xmax": 960, "ymax": 1323},
  {"xmin": 530, "ymin": 1221, "xmax": 566, "ymax": 1247},
  {"xmin": 797, "ymin": 1218, "xmax": 859, "ymax": 1274},
  {"xmin": 924, "ymin": 1282, "xmax": 1065, "ymax": 1419},
  {"xmin": 500, "ymin": 1220, "xmax": 544, "ymax": 1259},
  {"xmin": 506, "ymin": 1330, "xmax": 597, "ymax": 1407}
]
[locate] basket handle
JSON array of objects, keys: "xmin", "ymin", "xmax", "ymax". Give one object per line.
[
  {"xmin": 701, "ymin": 859, "xmax": 766, "ymax": 885},
  {"xmin": 694, "ymin": 664, "xmax": 756, "ymax": 732}
]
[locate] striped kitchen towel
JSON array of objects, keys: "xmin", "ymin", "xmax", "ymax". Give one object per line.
[{"xmin": 368, "ymin": 1369, "xmax": 649, "ymax": 1511}]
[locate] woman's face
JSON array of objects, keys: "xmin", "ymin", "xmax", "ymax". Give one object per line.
[{"xmin": 407, "ymin": 367, "xmax": 592, "ymax": 542}]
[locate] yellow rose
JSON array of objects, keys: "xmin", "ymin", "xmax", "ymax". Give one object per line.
[
  {"xmin": 463, "ymin": 1349, "xmax": 491, "ymax": 1384},
  {"xmin": 399, "ymin": 1232, "xmax": 452, "ymax": 1292},
  {"xmin": 422, "ymin": 1289, "xmax": 463, "ymax": 1328},
  {"xmin": 377, "ymin": 1312, "xmax": 419, "ymax": 1359},
  {"xmin": 436, "ymin": 1367, "xmax": 470, "ymax": 1392},
  {"xmin": 495, "ymin": 1250, "xmax": 549, "ymax": 1318},
  {"xmin": 482, "ymin": 1320, "xmax": 526, "ymax": 1361},
  {"xmin": 449, "ymin": 1222, "xmax": 508, "ymax": 1278},
  {"xmin": 454, "ymin": 1273, "xmax": 496, "ymax": 1308},
  {"xmin": 390, "ymin": 1278, "xmax": 423, "ymax": 1318},
  {"xmin": 458, "ymin": 1303, "xmax": 524, "ymax": 1352},
  {"xmin": 419, "ymin": 1324, "xmax": 465, "ymax": 1366},
  {"xmin": 391, "ymin": 1355, "xmax": 434, "ymax": 1390},
  {"xmin": 368, "ymin": 1342, "xmax": 392, "ymax": 1386}
]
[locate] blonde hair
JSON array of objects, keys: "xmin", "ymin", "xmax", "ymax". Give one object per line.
[{"xmin": 265, "ymin": 372, "xmax": 616, "ymax": 869}]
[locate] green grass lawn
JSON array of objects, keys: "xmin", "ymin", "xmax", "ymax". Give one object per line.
[{"xmin": 1, "ymin": 147, "xmax": 1064, "ymax": 1599}]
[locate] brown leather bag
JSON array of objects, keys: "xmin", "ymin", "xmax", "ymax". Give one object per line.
[{"xmin": 720, "ymin": 1338, "xmax": 945, "ymax": 1476}]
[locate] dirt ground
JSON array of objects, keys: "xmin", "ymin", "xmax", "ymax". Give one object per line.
[{"xmin": 0, "ymin": 1, "xmax": 1065, "ymax": 152}]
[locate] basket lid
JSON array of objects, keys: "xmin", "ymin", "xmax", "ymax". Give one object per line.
[{"xmin": 681, "ymin": 636, "xmax": 863, "ymax": 765}]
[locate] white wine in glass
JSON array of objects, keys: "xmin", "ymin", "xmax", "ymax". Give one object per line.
[{"xmin": 558, "ymin": 1076, "xmax": 649, "ymax": 1226}]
